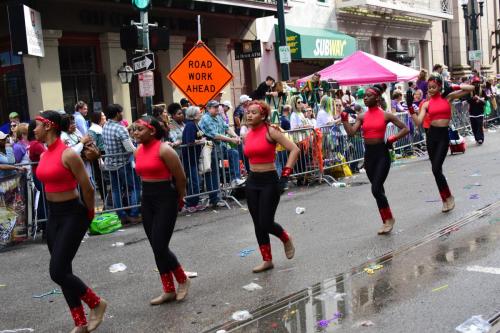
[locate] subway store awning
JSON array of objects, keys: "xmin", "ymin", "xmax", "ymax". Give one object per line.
[{"xmin": 275, "ymin": 25, "xmax": 357, "ymax": 60}]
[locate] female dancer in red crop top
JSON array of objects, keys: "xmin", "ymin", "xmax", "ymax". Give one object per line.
[
  {"xmin": 342, "ymin": 85, "xmax": 409, "ymax": 235},
  {"xmin": 243, "ymin": 100, "xmax": 300, "ymax": 273},
  {"xmin": 34, "ymin": 111, "xmax": 107, "ymax": 333},
  {"xmin": 133, "ymin": 116, "xmax": 190, "ymax": 304},
  {"xmin": 408, "ymin": 74, "xmax": 473, "ymax": 212}
]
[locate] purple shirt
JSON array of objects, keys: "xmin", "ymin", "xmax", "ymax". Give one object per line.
[
  {"xmin": 13, "ymin": 140, "xmax": 28, "ymax": 164},
  {"xmin": 416, "ymin": 80, "xmax": 428, "ymax": 99}
]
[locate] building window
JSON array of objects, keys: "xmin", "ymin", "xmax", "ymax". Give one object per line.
[
  {"xmin": 357, "ymin": 38, "xmax": 371, "ymax": 53},
  {"xmin": 58, "ymin": 44, "xmax": 107, "ymax": 114},
  {"xmin": 408, "ymin": 41, "xmax": 420, "ymax": 70}
]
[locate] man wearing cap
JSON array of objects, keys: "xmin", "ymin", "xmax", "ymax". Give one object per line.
[
  {"xmin": 234, "ymin": 95, "xmax": 252, "ymax": 135},
  {"xmin": 199, "ymin": 100, "xmax": 245, "ymax": 205},
  {"xmin": 0, "ymin": 131, "xmax": 23, "ymax": 178},
  {"xmin": 355, "ymin": 88, "xmax": 366, "ymax": 111},
  {"xmin": 221, "ymin": 101, "xmax": 232, "ymax": 125}
]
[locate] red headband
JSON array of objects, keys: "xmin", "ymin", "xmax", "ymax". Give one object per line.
[
  {"xmin": 366, "ymin": 88, "xmax": 380, "ymax": 96},
  {"xmin": 36, "ymin": 116, "xmax": 59, "ymax": 130},
  {"xmin": 428, "ymin": 78, "xmax": 443, "ymax": 86},
  {"xmin": 135, "ymin": 119, "xmax": 155, "ymax": 131},
  {"xmin": 248, "ymin": 102, "xmax": 268, "ymax": 117}
]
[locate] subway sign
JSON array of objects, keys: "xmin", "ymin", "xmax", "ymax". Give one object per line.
[{"xmin": 275, "ymin": 25, "xmax": 356, "ymax": 60}]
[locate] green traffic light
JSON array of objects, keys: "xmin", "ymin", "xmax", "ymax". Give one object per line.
[{"xmin": 132, "ymin": 0, "xmax": 150, "ymax": 10}]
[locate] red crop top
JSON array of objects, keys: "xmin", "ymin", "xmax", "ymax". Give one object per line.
[
  {"xmin": 362, "ymin": 106, "xmax": 387, "ymax": 139},
  {"xmin": 427, "ymin": 95, "xmax": 451, "ymax": 122},
  {"xmin": 243, "ymin": 124, "xmax": 276, "ymax": 164},
  {"xmin": 135, "ymin": 139, "xmax": 172, "ymax": 180},
  {"xmin": 36, "ymin": 138, "xmax": 77, "ymax": 193}
]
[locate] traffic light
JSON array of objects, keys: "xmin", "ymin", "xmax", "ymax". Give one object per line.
[{"xmin": 132, "ymin": 0, "xmax": 151, "ymax": 11}]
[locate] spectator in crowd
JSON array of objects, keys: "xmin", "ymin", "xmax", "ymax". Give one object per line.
[
  {"xmin": 74, "ymin": 101, "xmax": 89, "ymax": 135},
  {"xmin": 234, "ymin": 95, "xmax": 252, "ymax": 135},
  {"xmin": 13, "ymin": 123, "xmax": 30, "ymax": 164},
  {"xmin": 305, "ymin": 107, "xmax": 316, "ymax": 128},
  {"xmin": 199, "ymin": 100, "xmax": 245, "ymax": 200},
  {"xmin": 306, "ymin": 73, "xmax": 328, "ymax": 106},
  {"xmin": 221, "ymin": 101, "xmax": 232, "ymax": 125},
  {"xmin": 342, "ymin": 89, "xmax": 355, "ymax": 110},
  {"xmin": 27, "ymin": 120, "xmax": 47, "ymax": 223},
  {"xmin": 380, "ymin": 83, "xmax": 390, "ymax": 111},
  {"xmin": 416, "ymin": 69, "xmax": 429, "ymax": 99},
  {"xmin": 60, "ymin": 114, "xmax": 93, "ymax": 177},
  {"xmin": 316, "ymin": 95, "xmax": 335, "ymax": 128},
  {"xmin": 466, "ymin": 76, "xmax": 486, "ymax": 144},
  {"xmin": 250, "ymin": 76, "xmax": 275, "ymax": 101},
  {"xmin": 391, "ymin": 91, "xmax": 405, "ymax": 113},
  {"xmin": 88, "ymin": 111, "xmax": 107, "ymax": 202},
  {"xmin": 280, "ymin": 105, "xmax": 291, "ymax": 131},
  {"xmin": 181, "ymin": 106, "xmax": 206, "ymax": 213},
  {"xmin": 300, "ymin": 84, "xmax": 313, "ymax": 107},
  {"xmin": 267, "ymin": 81, "xmax": 288, "ymax": 113},
  {"xmin": 168, "ymin": 103, "xmax": 185, "ymax": 149},
  {"xmin": 0, "ymin": 112, "xmax": 21, "ymax": 137},
  {"xmin": 289, "ymin": 95, "xmax": 309, "ymax": 130},
  {"xmin": 406, "ymin": 82, "xmax": 415, "ymax": 106},
  {"xmin": 334, "ymin": 90, "xmax": 344, "ymax": 116},
  {"xmin": 103, "ymin": 104, "xmax": 141, "ymax": 224},
  {"xmin": 152, "ymin": 104, "xmax": 170, "ymax": 142},
  {"xmin": 355, "ymin": 88, "xmax": 366, "ymax": 111},
  {"xmin": 0, "ymin": 131, "xmax": 22, "ymax": 178},
  {"xmin": 180, "ymin": 98, "xmax": 190, "ymax": 114}
]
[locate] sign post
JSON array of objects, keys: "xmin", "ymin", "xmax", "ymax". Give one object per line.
[
  {"xmin": 279, "ymin": 46, "xmax": 291, "ymax": 64},
  {"xmin": 277, "ymin": 0, "xmax": 290, "ymax": 81},
  {"xmin": 468, "ymin": 50, "xmax": 482, "ymax": 62},
  {"xmin": 168, "ymin": 41, "xmax": 233, "ymax": 107},
  {"xmin": 138, "ymin": 71, "xmax": 155, "ymax": 97}
]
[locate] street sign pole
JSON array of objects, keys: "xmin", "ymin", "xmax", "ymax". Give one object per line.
[
  {"xmin": 277, "ymin": 0, "xmax": 290, "ymax": 82},
  {"xmin": 141, "ymin": 11, "xmax": 153, "ymax": 116}
]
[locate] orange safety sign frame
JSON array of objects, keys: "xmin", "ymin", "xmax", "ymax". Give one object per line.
[{"xmin": 167, "ymin": 41, "xmax": 233, "ymax": 107}]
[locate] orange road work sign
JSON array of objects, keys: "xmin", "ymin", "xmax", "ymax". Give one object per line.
[{"xmin": 168, "ymin": 41, "xmax": 233, "ymax": 107}]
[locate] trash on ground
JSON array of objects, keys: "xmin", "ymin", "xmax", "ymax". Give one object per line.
[
  {"xmin": 333, "ymin": 182, "xmax": 347, "ymax": 188},
  {"xmin": 0, "ymin": 284, "xmax": 6, "ymax": 288},
  {"xmin": 111, "ymin": 242, "xmax": 124, "ymax": 247},
  {"xmin": 464, "ymin": 183, "xmax": 482, "ymax": 189},
  {"xmin": 295, "ymin": 207, "xmax": 306, "ymax": 214},
  {"xmin": 118, "ymin": 229, "xmax": 125, "ymax": 232},
  {"xmin": 287, "ymin": 192, "xmax": 295, "ymax": 196},
  {"xmin": 240, "ymin": 208, "xmax": 248, "ymax": 211},
  {"xmin": 316, "ymin": 312, "xmax": 342, "ymax": 328},
  {"xmin": 33, "ymin": 288, "xmax": 62, "ymax": 298},
  {"xmin": 109, "ymin": 263, "xmax": 127, "ymax": 273},
  {"xmin": 354, "ymin": 320, "xmax": 375, "ymax": 327},
  {"xmin": 216, "ymin": 330, "xmax": 227, "ymax": 333},
  {"xmin": 425, "ymin": 199, "xmax": 441, "ymax": 203},
  {"xmin": 231, "ymin": 310, "xmax": 253, "ymax": 321},
  {"xmin": 0, "ymin": 329, "xmax": 35, "ymax": 333},
  {"xmin": 432, "ymin": 284, "xmax": 449, "ymax": 292},
  {"xmin": 315, "ymin": 291, "xmax": 346, "ymax": 301},
  {"xmin": 364, "ymin": 264, "xmax": 384, "ymax": 275},
  {"xmin": 186, "ymin": 272, "xmax": 198, "ymax": 278},
  {"xmin": 239, "ymin": 248, "xmax": 255, "ymax": 257},
  {"xmin": 455, "ymin": 315, "xmax": 491, "ymax": 333},
  {"xmin": 242, "ymin": 282, "xmax": 263, "ymax": 292},
  {"xmin": 469, "ymin": 194, "xmax": 480, "ymax": 200},
  {"xmin": 469, "ymin": 172, "xmax": 481, "ymax": 177}
]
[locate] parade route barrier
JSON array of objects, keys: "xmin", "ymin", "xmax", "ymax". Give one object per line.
[{"xmin": 7, "ymin": 101, "xmax": 492, "ymax": 240}]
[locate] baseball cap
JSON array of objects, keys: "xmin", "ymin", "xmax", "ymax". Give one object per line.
[
  {"xmin": 206, "ymin": 100, "xmax": 219, "ymax": 108},
  {"xmin": 239, "ymin": 95, "xmax": 252, "ymax": 104},
  {"xmin": 8, "ymin": 112, "xmax": 19, "ymax": 119},
  {"xmin": 222, "ymin": 100, "xmax": 232, "ymax": 109},
  {"xmin": 0, "ymin": 131, "xmax": 7, "ymax": 140}
]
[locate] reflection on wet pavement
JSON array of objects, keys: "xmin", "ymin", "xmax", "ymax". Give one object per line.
[{"xmin": 207, "ymin": 202, "xmax": 500, "ymax": 333}]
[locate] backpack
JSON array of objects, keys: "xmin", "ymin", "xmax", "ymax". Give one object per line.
[{"xmin": 89, "ymin": 213, "xmax": 122, "ymax": 235}]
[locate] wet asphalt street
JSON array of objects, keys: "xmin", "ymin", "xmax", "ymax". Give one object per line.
[{"xmin": 2, "ymin": 130, "xmax": 500, "ymax": 333}]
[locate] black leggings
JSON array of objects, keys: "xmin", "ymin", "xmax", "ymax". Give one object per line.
[
  {"xmin": 141, "ymin": 181, "xmax": 180, "ymax": 274},
  {"xmin": 469, "ymin": 116, "xmax": 484, "ymax": 143},
  {"xmin": 426, "ymin": 126, "xmax": 450, "ymax": 197},
  {"xmin": 364, "ymin": 143, "xmax": 391, "ymax": 211},
  {"xmin": 47, "ymin": 199, "xmax": 91, "ymax": 308},
  {"xmin": 245, "ymin": 171, "xmax": 285, "ymax": 246}
]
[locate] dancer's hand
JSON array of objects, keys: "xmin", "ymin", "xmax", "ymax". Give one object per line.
[
  {"xmin": 87, "ymin": 208, "xmax": 95, "ymax": 221},
  {"xmin": 279, "ymin": 167, "xmax": 293, "ymax": 195},
  {"xmin": 340, "ymin": 112, "xmax": 349, "ymax": 122},
  {"xmin": 386, "ymin": 135, "xmax": 397, "ymax": 149},
  {"xmin": 178, "ymin": 196, "xmax": 185, "ymax": 211}
]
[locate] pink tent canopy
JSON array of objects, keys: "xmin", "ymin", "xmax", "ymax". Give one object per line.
[{"xmin": 297, "ymin": 51, "xmax": 419, "ymax": 85}]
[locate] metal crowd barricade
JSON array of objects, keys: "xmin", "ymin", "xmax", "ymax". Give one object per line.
[{"xmin": 451, "ymin": 100, "xmax": 472, "ymax": 136}]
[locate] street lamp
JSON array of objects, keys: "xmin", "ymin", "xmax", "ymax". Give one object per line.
[
  {"xmin": 461, "ymin": 0, "xmax": 485, "ymax": 51},
  {"xmin": 117, "ymin": 63, "xmax": 134, "ymax": 84}
]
